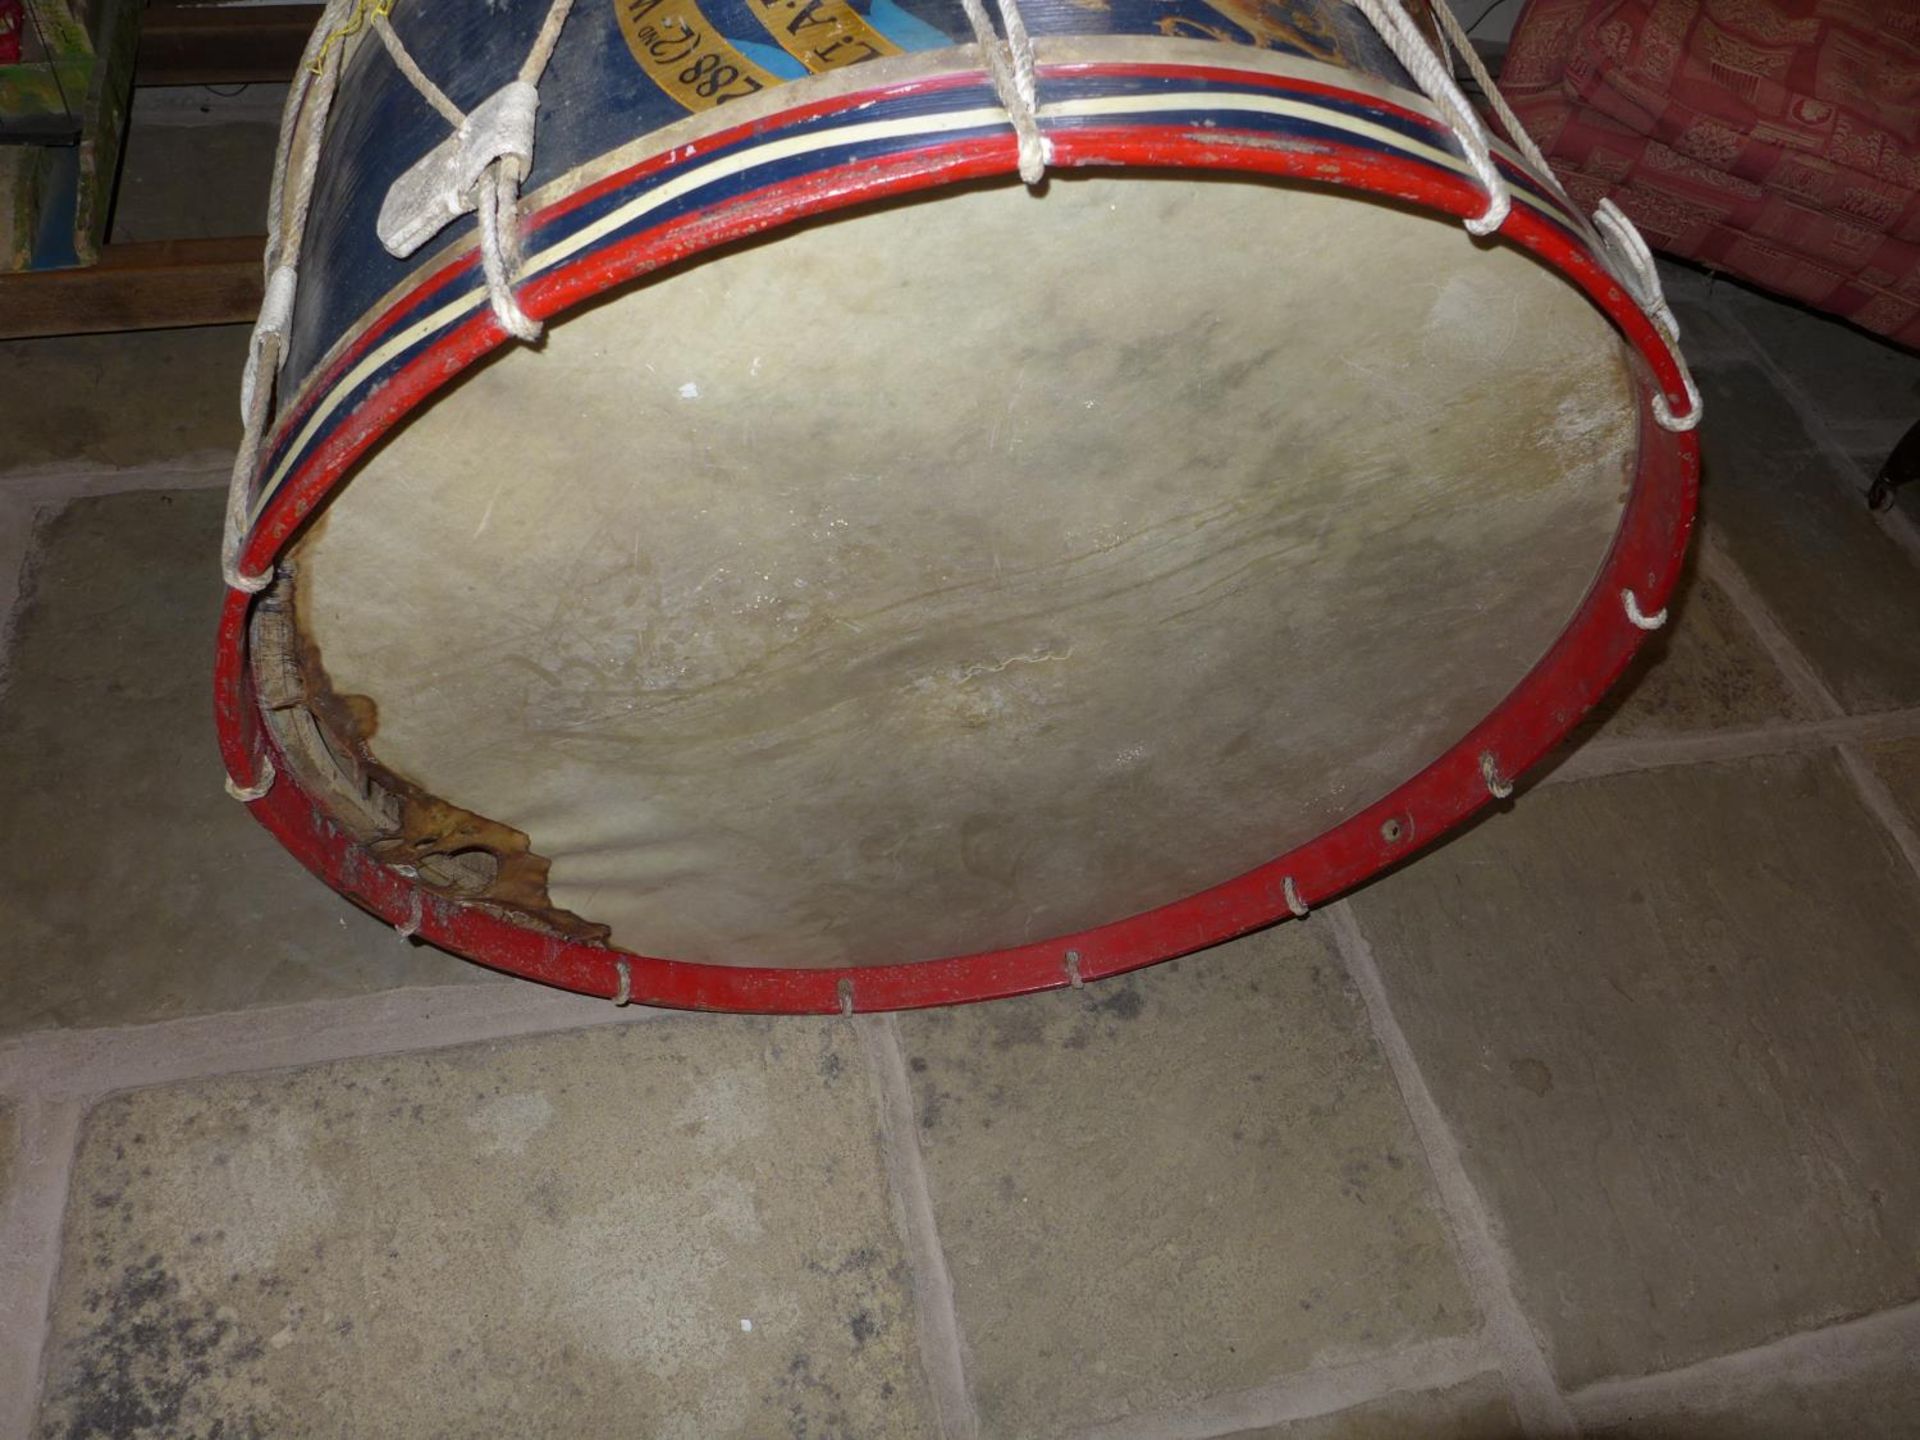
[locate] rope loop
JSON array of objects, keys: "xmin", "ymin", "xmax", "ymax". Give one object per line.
[
  {"xmin": 373, "ymin": 2, "xmax": 571, "ymax": 342},
  {"xmin": 1594, "ymin": 200, "xmax": 1702, "ymax": 430},
  {"xmin": 1412, "ymin": 5, "xmax": 1705, "ymax": 432},
  {"xmin": 477, "ymin": 163, "xmax": 543, "ymax": 342},
  {"xmin": 1346, "ymin": 0, "xmax": 1509, "ymax": 236},
  {"xmin": 1651, "ymin": 359, "xmax": 1703, "ymax": 432},
  {"xmin": 1283, "ymin": 875, "xmax": 1309, "ymax": 919},
  {"xmin": 224, "ymin": 561, "xmax": 275, "ymax": 594},
  {"xmin": 221, "ymin": 0, "xmax": 577, "ymax": 620},
  {"xmin": 395, "ymin": 888, "xmax": 424, "ymax": 941},
  {"xmin": 959, "ymin": 0, "xmax": 1049, "ymax": 185},
  {"xmin": 1622, "ymin": 588, "xmax": 1668, "ymax": 631},
  {"xmin": 611, "ymin": 958, "xmax": 632, "ymax": 1006},
  {"xmin": 1479, "ymin": 750, "xmax": 1514, "ymax": 801},
  {"xmin": 223, "ymin": 753, "xmax": 277, "ymax": 803},
  {"xmin": 218, "ymin": 0, "xmax": 352, "ymax": 601}
]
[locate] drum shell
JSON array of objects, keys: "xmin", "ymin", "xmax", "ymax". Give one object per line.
[
  {"xmin": 278, "ymin": 0, "xmax": 1423, "ymax": 397},
  {"xmin": 215, "ymin": 0, "xmax": 1704, "ymax": 1011}
]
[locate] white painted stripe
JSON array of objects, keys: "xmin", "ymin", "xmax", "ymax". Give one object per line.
[
  {"xmin": 250, "ymin": 87, "xmax": 1575, "ymax": 523},
  {"xmin": 1040, "ymin": 89, "xmax": 1581, "ymax": 233},
  {"xmin": 252, "ymin": 101, "xmax": 1007, "ymax": 518}
]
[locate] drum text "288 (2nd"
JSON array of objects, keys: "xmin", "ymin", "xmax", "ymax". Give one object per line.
[{"xmin": 622, "ymin": 0, "xmax": 767, "ymax": 104}]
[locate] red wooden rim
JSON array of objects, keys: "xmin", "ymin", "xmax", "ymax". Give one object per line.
[{"xmin": 215, "ymin": 71, "xmax": 1700, "ymax": 1013}]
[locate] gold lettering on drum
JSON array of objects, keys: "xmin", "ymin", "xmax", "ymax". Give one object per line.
[
  {"xmin": 616, "ymin": 0, "xmax": 782, "ymax": 110},
  {"xmin": 744, "ymin": 0, "xmax": 901, "ymax": 72}
]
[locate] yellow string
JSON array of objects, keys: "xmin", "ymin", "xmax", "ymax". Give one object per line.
[{"xmin": 309, "ymin": 0, "xmax": 395, "ymax": 75}]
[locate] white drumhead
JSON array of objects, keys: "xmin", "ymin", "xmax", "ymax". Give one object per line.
[{"xmin": 290, "ymin": 172, "xmax": 1636, "ymax": 966}]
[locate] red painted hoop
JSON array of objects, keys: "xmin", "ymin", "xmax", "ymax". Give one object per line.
[{"xmin": 216, "ymin": 64, "xmax": 1700, "ymax": 1013}]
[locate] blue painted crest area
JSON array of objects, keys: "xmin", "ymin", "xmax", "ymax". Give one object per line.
[{"xmin": 280, "ymin": 0, "xmax": 1413, "ymax": 394}]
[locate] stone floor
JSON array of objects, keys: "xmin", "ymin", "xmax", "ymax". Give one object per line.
[{"xmin": 3, "ymin": 97, "xmax": 1919, "ymax": 1440}]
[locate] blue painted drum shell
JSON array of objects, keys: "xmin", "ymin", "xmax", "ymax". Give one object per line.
[{"xmin": 280, "ymin": 0, "xmax": 1424, "ymax": 395}]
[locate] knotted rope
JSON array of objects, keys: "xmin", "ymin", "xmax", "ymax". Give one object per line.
[
  {"xmin": 373, "ymin": 0, "xmax": 575, "ymax": 341},
  {"xmin": 220, "ymin": 0, "xmax": 575, "ymax": 603},
  {"xmin": 958, "ymin": 0, "xmax": 1049, "ymax": 185},
  {"xmin": 1380, "ymin": 0, "xmax": 1702, "ymax": 431}
]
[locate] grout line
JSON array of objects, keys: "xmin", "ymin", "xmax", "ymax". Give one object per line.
[
  {"xmin": 1697, "ymin": 539, "xmax": 1846, "ymax": 719},
  {"xmin": 1070, "ymin": 1334, "xmax": 1494, "ymax": 1440},
  {"xmin": 1568, "ymin": 1298, "xmax": 1920, "ymax": 1429},
  {"xmin": 0, "ymin": 981, "xmax": 675, "ymax": 1104},
  {"xmin": 0, "ymin": 684, "xmax": 1902, "ymax": 1106},
  {"xmin": 857, "ymin": 1015, "xmax": 979, "ymax": 1440},
  {"xmin": 3, "ymin": 461, "xmax": 231, "ymax": 698},
  {"xmin": 0, "ymin": 1097, "xmax": 85, "ymax": 1440},
  {"xmin": 1323, "ymin": 903, "xmax": 1575, "ymax": 1437},
  {"xmin": 1712, "ymin": 295, "xmax": 1920, "ymax": 569},
  {"xmin": 1700, "ymin": 538, "xmax": 1920, "ymax": 885},
  {"xmin": 1836, "ymin": 744, "xmax": 1920, "ymax": 883},
  {"xmin": 1542, "ymin": 708, "xmax": 1920, "ymax": 787}
]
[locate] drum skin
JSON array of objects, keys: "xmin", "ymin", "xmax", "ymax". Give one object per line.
[{"xmin": 216, "ymin": 0, "xmax": 1701, "ymax": 1011}]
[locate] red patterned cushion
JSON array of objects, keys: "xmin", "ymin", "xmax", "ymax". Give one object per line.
[
  {"xmin": 1515, "ymin": 92, "xmax": 1920, "ymax": 345},
  {"xmin": 1566, "ymin": 0, "xmax": 1920, "ymax": 220},
  {"xmin": 1504, "ymin": 0, "xmax": 1920, "ymax": 344}
]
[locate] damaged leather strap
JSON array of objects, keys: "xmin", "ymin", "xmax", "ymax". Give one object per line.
[{"xmin": 376, "ymin": 79, "xmax": 539, "ymax": 259}]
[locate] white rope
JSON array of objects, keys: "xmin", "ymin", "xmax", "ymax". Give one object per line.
[
  {"xmin": 1650, "ymin": 367, "xmax": 1702, "ymax": 432},
  {"xmin": 1345, "ymin": 0, "xmax": 1508, "ymax": 235},
  {"xmin": 477, "ymin": 164, "xmax": 542, "ymax": 341},
  {"xmin": 1480, "ymin": 750, "xmax": 1513, "ymax": 800},
  {"xmin": 1428, "ymin": 0, "xmax": 1574, "ymax": 221},
  {"xmin": 1064, "ymin": 949, "xmax": 1084, "ymax": 987},
  {"xmin": 1594, "ymin": 198, "xmax": 1678, "ymax": 341},
  {"xmin": 611, "ymin": 957, "xmax": 632, "ymax": 1006},
  {"xmin": 395, "ymin": 887, "xmax": 424, "ymax": 941},
  {"xmin": 518, "ymin": 0, "xmax": 575, "ymax": 85},
  {"xmin": 1622, "ymin": 588, "xmax": 1668, "ymax": 631},
  {"xmin": 1590, "ymin": 199, "xmax": 1703, "ymax": 430},
  {"xmin": 371, "ymin": 9, "xmax": 460, "ymax": 124},
  {"xmin": 223, "ymin": 753, "xmax": 277, "ymax": 803},
  {"xmin": 957, "ymin": 0, "xmax": 1048, "ymax": 185},
  {"xmin": 1418, "ymin": 3, "xmax": 1703, "ymax": 430},
  {"xmin": 221, "ymin": 0, "xmax": 579, "ymax": 597},
  {"xmin": 371, "ymin": 0, "xmax": 573, "ymax": 341},
  {"xmin": 1283, "ymin": 875, "xmax": 1309, "ymax": 919},
  {"xmin": 220, "ymin": 0, "xmax": 356, "ymax": 594},
  {"xmin": 1583, "ymin": 199, "xmax": 1703, "ymax": 428},
  {"xmin": 838, "ymin": 978, "xmax": 856, "ymax": 1017}
]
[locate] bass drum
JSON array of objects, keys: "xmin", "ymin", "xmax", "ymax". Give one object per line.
[{"xmin": 217, "ymin": 0, "xmax": 1699, "ymax": 1010}]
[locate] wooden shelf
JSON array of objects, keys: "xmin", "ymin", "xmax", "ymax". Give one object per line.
[{"xmin": 0, "ymin": 233, "xmax": 263, "ymax": 338}]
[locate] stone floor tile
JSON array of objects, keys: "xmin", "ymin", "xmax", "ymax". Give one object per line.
[
  {"xmin": 1572, "ymin": 553, "xmax": 1810, "ymax": 742},
  {"xmin": 1572, "ymin": 1312, "xmax": 1920, "ymax": 1440},
  {"xmin": 1866, "ymin": 736, "xmax": 1920, "ymax": 836},
  {"xmin": 896, "ymin": 927, "xmax": 1477, "ymax": 1439},
  {"xmin": 1346, "ymin": 753, "xmax": 1920, "ymax": 1390},
  {"xmin": 0, "ymin": 328, "xmax": 249, "ymax": 474},
  {"xmin": 110, "ymin": 122, "xmax": 276, "ymax": 244},
  {"xmin": 1692, "ymin": 356, "xmax": 1920, "ymax": 712},
  {"xmin": 0, "ymin": 1099, "xmax": 14, "ymax": 1201},
  {"xmin": 1655, "ymin": 262, "xmax": 1752, "ymax": 364},
  {"xmin": 0, "ymin": 491, "xmax": 491, "ymax": 1038},
  {"xmin": 1717, "ymin": 285, "xmax": 1920, "ymax": 471},
  {"xmin": 1227, "ymin": 1373, "xmax": 1519, "ymax": 1439},
  {"xmin": 35, "ymin": 1019, "xmax": 936, "ymax": 1439}
]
